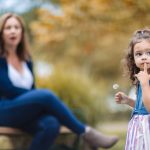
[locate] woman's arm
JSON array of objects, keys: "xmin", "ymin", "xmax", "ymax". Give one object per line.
[
  {"xmin": 0, "ymin": 57, "xmax": 35, "ymax": 99},
  {"xmin": 0, "ymin": 76, "xmax": 30, "ymax": 99}
]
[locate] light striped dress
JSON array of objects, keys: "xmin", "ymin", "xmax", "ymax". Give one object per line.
[
  {"xmin": 125, "ymin": 84, "xmax": 150, "ymax": 150},
  {"xmin": 125, "ymin": 115, "xmax": 150, "ymax": 150}
]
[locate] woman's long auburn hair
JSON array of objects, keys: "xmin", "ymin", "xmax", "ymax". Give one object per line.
[
  {"xmin": 125, "ymin": 28, "xmax": 150, "ymax": 86},
  {"xmin": 0, "ymin": 13, "xmax": 30, "ymax": 60}
]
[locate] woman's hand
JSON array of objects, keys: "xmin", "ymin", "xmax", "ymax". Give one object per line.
[{"xmin": 115, "ymin": 92, "xmax": 130, "ymax": 104}]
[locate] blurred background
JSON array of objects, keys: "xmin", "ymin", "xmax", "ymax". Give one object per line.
[{"xmin": 1, "ymin": 0, "xmax": 150, "ymax": 149}]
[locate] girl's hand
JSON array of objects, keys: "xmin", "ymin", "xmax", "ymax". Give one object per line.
[
  {"xmin": 115, "ymin": 92, "xmax": 129, "ymax": 104},
  {"xmin": 135, "ymin": 63, "xmax": 150, "ymax": 86}
]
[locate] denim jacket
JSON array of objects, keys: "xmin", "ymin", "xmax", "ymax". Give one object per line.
[{"xmin": 132, "ymin": 83, "xmax": 149, "ymax": 116}]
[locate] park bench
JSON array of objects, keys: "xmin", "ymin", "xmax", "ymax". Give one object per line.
[{"xmin": 0, "ymin": 126, "xmax": 78, "ymax": 150}]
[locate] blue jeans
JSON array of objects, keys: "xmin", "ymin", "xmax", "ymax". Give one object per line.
[{"xmin": 0, "ymin": 89, "xmax": 85, "ymax": 150}]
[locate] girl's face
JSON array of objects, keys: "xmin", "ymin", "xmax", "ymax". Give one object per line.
[
  {"xmin": 134, "ymin": 40, "xmax": 150, "ymax": 71},
  {"xmin": 2, "ymin": 17, "xmax": 22, "ymax": 48}
]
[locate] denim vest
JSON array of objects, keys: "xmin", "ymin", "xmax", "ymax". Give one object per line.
[{"xmin": 132, "ymin": 83, "xmax": 149, "ymax": 116}]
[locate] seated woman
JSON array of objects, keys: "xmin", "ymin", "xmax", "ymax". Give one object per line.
[{"xmin": 0, "ymin": 13, "xmax": 118, "ymax": 150}]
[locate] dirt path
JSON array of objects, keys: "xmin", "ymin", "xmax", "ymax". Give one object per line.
[{"xmin": 97, "ymin": 121, "xmax": 128, "ymax": 132}]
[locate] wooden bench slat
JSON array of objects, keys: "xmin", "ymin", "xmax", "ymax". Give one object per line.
[
  {"xmin": 0, "ymin": 126, "xmax": 71, "ymax": 135},
  {"xmin": 0, "ymin": 127, "xmax": 22, "ymax": 134}
]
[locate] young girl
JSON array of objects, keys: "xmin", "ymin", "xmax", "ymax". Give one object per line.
[
  {"xmin": 115, "ymin": 28, "xmax": 150, "ymax": 149},
  {"xmin": 0, "ymin": 13, "xmax": 118, "ymax": 150}
]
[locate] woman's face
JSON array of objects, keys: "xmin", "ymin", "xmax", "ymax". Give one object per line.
[
  {"xmin": 134, "ymin": 40, "xmax": 150, "ymax": 71},
  {"xmin": 2, "ymin": 17, "xmax": 22, "ymax": 48}
]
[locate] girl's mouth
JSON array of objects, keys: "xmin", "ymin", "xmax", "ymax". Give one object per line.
[
  {"xmin": 141, "ymin": 63, "xmax": 149, "ymax": 65},
  {"xmin": 140, "ymin": 63, "xmax": 149, "ymax": 68}
]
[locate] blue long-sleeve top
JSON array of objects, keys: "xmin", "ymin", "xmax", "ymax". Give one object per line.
[{"xmin": 0, "ymin": 57, "xmax": 35, "ymax": 100}]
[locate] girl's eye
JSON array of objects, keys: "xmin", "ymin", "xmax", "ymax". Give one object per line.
[
  {"xmin": 147, "ymin": 51, "xmax": 150, "ymax": 56},
  {"xmin": 135, "ymin": 53, "xmax": 142, "ymax": 57}
]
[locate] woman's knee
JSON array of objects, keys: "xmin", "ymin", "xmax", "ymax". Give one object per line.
[
  {"xmin": 35, "ymin": 89, "xmax": 59, "ymax": 104},
  {"xmin": 40, "ymin": 116, "xmax": 61, "ymax": 136}
]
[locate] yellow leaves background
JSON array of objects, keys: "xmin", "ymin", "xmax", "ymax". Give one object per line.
[
  {"xmin": 30, "ymin": 0, "xmax": 150, "ymax": 82},
  {"xmin": 27, "ymin": 0, "xmax": 150, "ymax": 119}
]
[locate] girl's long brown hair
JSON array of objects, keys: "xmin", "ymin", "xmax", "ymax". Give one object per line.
[
  {"xmin": 0, "ymin": 13, "xmax": 30, "ymax": 60},
  {"xmin": 125, "ymin": 28, "xmax": 150, "ymax": 86}
]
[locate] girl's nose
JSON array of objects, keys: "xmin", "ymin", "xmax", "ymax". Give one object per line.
[{"xmin": 141, "ymin": 53, "xmax": 148, "ymax": 60}]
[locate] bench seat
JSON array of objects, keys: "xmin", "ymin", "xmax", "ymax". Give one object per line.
[
  {"xmin": 0, "ymin": 126, "xmax": 73, "ymax": 150},
  {"xmin": 0, "ymin": 126, "xmax": 71, "ymax": 135}
]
